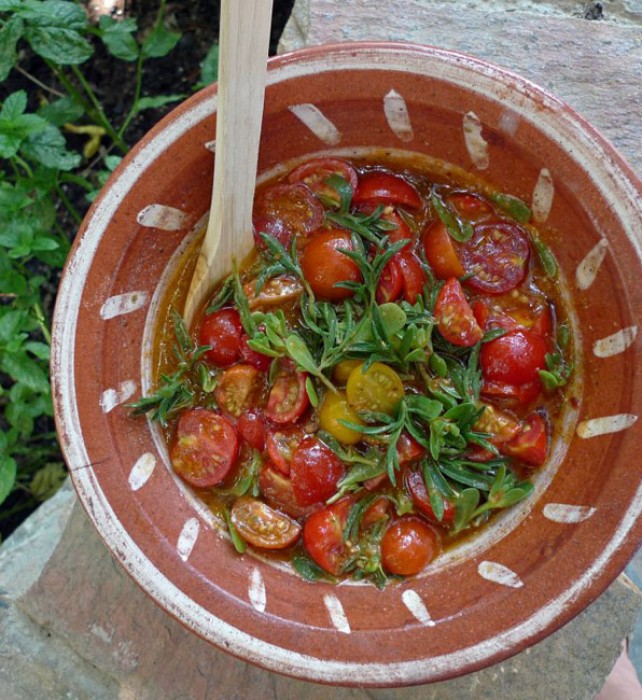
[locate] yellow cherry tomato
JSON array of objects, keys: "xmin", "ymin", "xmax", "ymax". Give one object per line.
[
  {"xmin": 319, "ymin": 390, "xmax": 365, "ymax": 445},
  {"xmin": 332, "ymin": 359, "xmax": 363, "ymax": 385},
  {"xmin": 346, "ymin": 362, "xmax": 404, "ymax": 415}
]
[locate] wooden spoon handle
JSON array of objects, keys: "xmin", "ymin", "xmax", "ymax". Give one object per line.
[{"xmin": 183, "ymin": 0, "xmax": 274, "ymax": 327}]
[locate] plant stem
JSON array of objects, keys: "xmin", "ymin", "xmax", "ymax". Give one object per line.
[
  {"xmin": 55, "ymin": 181, "xmax": 83, "ymax": 225},
  {"xmin": 14, "ymin": 65, "xmax": 65, "ymax": 98},
  {"xmin": 117, "ymin": 53, "xmax": 144, "ymax": 140},
  {"xmin": 32, "ymin": 303, "xmax": 52, "ymax": 345}
]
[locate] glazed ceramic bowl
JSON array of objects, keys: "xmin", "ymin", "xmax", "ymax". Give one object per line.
[{"xmin": 52, "ymin": 43, "xmax": 642, "ymax": 686}]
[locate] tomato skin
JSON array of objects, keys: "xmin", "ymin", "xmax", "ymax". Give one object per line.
[
  {"xmin": 259, "ymin": 462, "xmax": 316, "ymax": 519},
  {"xmin": 237, "ymin": 410, "xmax": 267, "ymax": 451},
  {"xmin": 381, "ymin": 517, "xmax": 440, "ymax": 576},
  {"xmin": 265, "ymin": 361, "xmax": 309, "ymax": 424},
  {"xmin": 214, "ymin": 364, "xmax": 262, "ymax": 418},
  {"xmin": 448, "ymin": 192, "xmax": 494, "ymax": 222},
  {"xmin": 290, "ymin": 436, "xmax": 346, "ymax": 506},
  {"xmin": 434, "ymin": 277, "xmax": 484, "ymax": 347},
  {"xmin": 239, "ymin": 334, "xmax": 272, "ymax": 371},
  {"xmin": 423, "ymin": 220, "xmax": 465, "ymax": 279},
  {"xmin": 376, "ymin": 256, "xmax": 403, "ymax": 304},
  {"xmin": 481, "ymin": 378, "xmax": 542, "ymax": 407},
  {"xmin": 396, "ymin": 250, "xmax": 427, "ymax": 303},
  {"xmin": 346, "ymin": 361, "xmax": 404, "ymax": 416},
  {"xmin": 266, "ymin": 426, "xmax": 305, "ymax": 475},
  {"xmin": 199, "ymin": 308, "xmax": 242, "ymax": 367},
  {"xmin": 397, "ymin": 433, "xmax": 426, "ymax": 464},
  {"xmin": 460, "ymin": 222, "xmax": 530, "ymax": 294},
  {"xmin": 230, "ymin": 496, "xmax": 302, "ymax": 550},
  {"xmin": 474, "ymin": 404, "xmax": 521, "ymax": 445},
  {"xmin": 318, "ymin": 389, "xmax": 364, "ymax": 445},
  {"xmin": 503, "ymin": 412, "xmax": 549, "ymax": 466},
  {"xmin": 170, "ymin": 409, "xmax": 239, "ymax": 488},
  {"xmin": 303, "ymin": 498, "xmax": 353, "ymax": 575},
  {"xmin": 288, "ymin": 158, "xmax": 358, "ymax": 205},
  {"xmin": 480, "ymin": 329, "xmax": 548, "ymax": 385},
  {"xmin": 252, "ymin": 183, "xmax": 324, "ymax": 249},
  {"xmin": 300, "ymin": 229, "xmax": 362, "ymax": 301},
  {"xmin": 353, "ymin": 171, "xmax": 422, "ymax": 210},
  {"xmin": 403, "ymin": 470, "xmax": 456, "ymax": 526}
]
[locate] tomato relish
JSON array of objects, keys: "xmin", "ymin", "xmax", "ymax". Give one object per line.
[{"xmin": 133, "ymin": 156, "xmax": 575, "ymax": 587}]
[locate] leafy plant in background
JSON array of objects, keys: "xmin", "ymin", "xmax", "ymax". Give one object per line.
[{"xmin": 0, "ymin": 0, "xmax": 219, "ymax": 538}]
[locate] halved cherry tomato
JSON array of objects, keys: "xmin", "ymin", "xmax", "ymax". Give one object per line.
[
  {"xmin": 481, "ymin": 329, "xmax": 548, "ymax": 385},
  {"xmin": 422, "ymin": 220, "xmax": 466, "ymax": 280},
  {"xmin": 481, "ymin": 378, "xmax": 542, "ymax": 407},
  {"xmin": 353, "ymin": 171, "xmax": 422, "ymax": 210},
  {"xmin": 376, "ymin": 256, "xmax": 403, "ymax": 304},
  {"xmin": 397, "ymin": 433, "xmax": 426, "ymax": 464},
  {"xmin": 303, "ymin": 497, "xmax": 353, "ymax": 575},
  {"xmin": 230, "ymin": 496, "xmax": 302, "ymax": 550},
  {"xmin": 214, "ymin": 364, "xmax": 262, "ymax": 418},
  {"xmin": 434, "ymin": 277, "xmax": 484, "ymax": 347},
  {"xmin": 460, "ymin": 222, "xmax": 530, "ymax": 293},
  {"xmin": 503, "ymin": 413, "xmax": 549, "ymax": 466},
  {"xmin": 403, "ymin": 469, "xmax": 456, "ymax": 526},
  {"xmin": 199, "ymin": 308, "xmax": 242, "ymax": 367},
  {"xmin": 346, "ymin": 361, "xmax": 404, "ymax": 415},
  {"xmin": 265, "ymin": 360, "xmax": 309, "ymax": 424},
  {"xmin": 237, "ymin": 409, "xmax": 267, "ymax": 451},
  {"xmin": 244, "ymin": 276, "xmax": 303, "ymax": 309},
  {"xmin": 319, "ymin": 389, "xmax": 364, "ymax": 445},
  {"xmin": 259, "ymin": 462, "xmax": 315, "ymax": 519},
  {"xmin": 383, "ymin": 208, "xmax": 414, "ymax": 249},
  {"xmin": 473, "ymin": 404, "xmax": 521, "ymax": 445},
  {"xmin": 332, "ymin": 359, "xmax": 363, "ymax": 385},
  {"xmin": 170, "ymin": 409, "xmax": 239, "ymax": 488},
  {"xmin": 448, "ymin": 192, "xmax": 494, "ymax": 222},
  {"xmin": 287, "ymin": 158, "xmax": 358, "ymax": 206},
  {"xmin": 299, "ymin": 229, "xmax": 361, "ymax": 301},
  {"xmin": 252, "ymin": 183, "xmax": 324, "ymax": 249},
  {"xmin": 473, "ymin": 295, "xmax": 552, "ymax": 338},
  {"xmin": 290, "ymin": 436, "xmax": 345, "ymax": 506},
  {"xmin": 396, "ymin": 250, "xmax": 427, "ymax": 303},
  {"xmin": 361, "ymin": 496, "xmax": 391, "ymax": 529},
  {"xmin": 266, "ymin": 426, "xmax": 305, "ymax": 475},
  {"xmin": 239, "ymin": 333, "xmax": 272, "ymax": 371},
  {"xmin": 381, "ymin": 517, "xmax": 440, "ymax": 576}
]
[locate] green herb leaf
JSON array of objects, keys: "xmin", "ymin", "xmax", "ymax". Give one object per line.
[
  {"xmin": 24, "ymin": 25, "xmax": 93, "ymax": 65},
  {"xmin": 532, "ymin": 235, "xmax": 559, "ymax": 279},
  {"xmin": 224, "ymin": 508, "xmax": 246, "ymax": 554},
  {"xmin": 141, "ymin": 22, "xmax": 181, "ymax": 59},
  {"xmin": 292, "ymin": 554, "xmax": 329, "ymax": 581},
  {"xmin": 200, "ymin": 42, "xmax": 219, "ymax": 85},
  {"xmin": 98, "ymin": 15, "xmax": 139, "ymax": 62},
  {"xmin": 489, "ymin": 192, "xmax": 532, "ymax": 223},
  {"xmin": 432, "ymin": 194, "xmax": 474, "ymax": 242},
  {"xmin": 135, "ymin": 94, "xmax": 185, "ymax": 115},
  {"xmin": 37, "ymin": 96, "xmax": 84, "ymax": 126},
  {"xmin": 0, "ymin": 16, "xmax": 24, "ymax": 81},
  {"xmin": 454, "ymin": 488, "xmax": 480, "ymax": 532},
  {"xmin": 22, "ymin": 124, "xmax": 81, "ymax": 170},
  {"xmin": 0, "ymin": 455, "xmax": 17, "ymax": 506}
]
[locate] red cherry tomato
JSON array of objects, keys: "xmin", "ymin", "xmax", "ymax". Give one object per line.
[
  {"xmin": 475, "ymin": 404, "xmax": 521, "ymax": 446},
  {"xmin": 288, "ymin": 158, "xmax": 358, "ymax": 206},
  {"xmin": 403, "ymin": 470, "xmax": 456, "ymax": 526},
  {"xmin": 396, "ymin": 250, "xmax": 427, "ymax": 303},
  {"xmin": 214, "ymin": 364, "xmax": 262, "ymax": 418},
  {"xmin": 259, "ymin": 462, "xmax": 316, "ymax": 519},
  {"xmin": 503, "ymin": 413, "xmax": 549, "ymax": 466},
  {"xmin": 239, "ymin": 333, "xmax": 272, "ymax": 371},
  {"xmin": 300, "ymin": 229, "xmax": 362, "ymax": 301},
  {"xmin": 303, "ymin": 497, "xmax": 353, "ymax": 575},
  {"xmin": 253, "ymin": 183, "xmax": 324, "ymax": 249},
  {"xmin": 383, "ymin": 208, "xmax": 414, "ymax": 249},
  {"xmin": 290, "ymin": 436, "xmax": 345, "ymax": 506},
  {"xmin": 397, "ymin": 433, "xmax": 426, "ymax": 464},
  {"xmin": 199, "ymin": 308, "xmax": 242, "ymax": 367},
  {"xmin": 460, "ymin": 222, "xmax": 530, "ymax": 293},
  {"xmin": 481, "ymin": 329, "xmax": 548, "ymax": 385},
  {"xmin": 265, "ymin": 361, "xmax": 309, "ymax": 424},
  {"xmin": 381, "ymin": 517, "xmax": 440, "ymax": 576},
  {"xmin": 353, "ymin": 171, "xmax": 422, "ymax": 210},
  {"xmin": 481, "ymin": 378, "xmax": 542, "ymax": 407},
  {"xmin": 423, "ymin": 220, "xmax": 465, "ymax": 280},
  {"xmin": 361, "ymin": 496, "xmax": 391, "ymax": 528},
  {"xmin": 473, "ymin": 296, "xmax": 553, "ymax": 338},
  {"xmin": 448, "ymin": 192, "xmax": 494, "ymax": 222},
  {"xmin": 434, "ymin": 277, "xmax": 484, "ymax": 347},
  {"xmin": 170, "ymin": 409, "xmax": 239, "ymax": 488},
  {"xmin": 230, "ymin": 496, "xmax": 302, "ymax": 550},
  {"xmin": 237, "ymin": 409, "xmax": 267, "ymax": 451},
  {"xmin": 266, "ymin": 426, "xmax": 305, "ymax": 475},
  {"xmin": 376, "ymin": 256, "xmax": 403, "ymax": 303}
]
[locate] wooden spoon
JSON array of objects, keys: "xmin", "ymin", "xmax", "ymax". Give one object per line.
[{"xmin": 183, "ymin": 0, "xmax": 274, "ymax": 327}]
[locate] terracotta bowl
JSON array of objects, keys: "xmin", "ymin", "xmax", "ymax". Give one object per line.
[{"xmin": 52, "ymin": 42, "xmax": 642, "ymax": 686}]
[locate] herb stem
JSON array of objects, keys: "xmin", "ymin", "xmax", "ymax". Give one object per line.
[{"xmin": 14, "ymin": 65, "xmax": 66, "ymax": 98}]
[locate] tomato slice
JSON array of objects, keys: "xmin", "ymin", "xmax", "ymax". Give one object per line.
[
  {"xmin": 253, "ymin": 183, "xmax": 324, "ymax": 249},
  {"xmin": 481, "ymin": 378, "xmax": 542, "ymax": 407},
  {"xmin": 473, "ymin": 294, "xmax": 553, "ymax": 338},
  {"xmin": 300, "ymin": 228, "xmax": 362, "ymax": 301},
  {"xmin": 266, "ymin": 426, "xmax": 305, "ymax": 475},
  {"xmin": 481, "ymin": 329, "xmax": 548, "ymax": 385},
  {"xmin": 473, "ymin": 404, "xmax": 521, "ymax": 445},
  {"xmin": 434, "ymin": 277, "xmax": 484, "ymax": 347},
  {"xmin": 396, "ymin": 250, "xmax": 427, "ymax": 303},
  {"xmin": 170, "ymin": 409, "xmax": 239, "ymax": 488},
  {"xmin": 290, "ymin": 436, "xmax": 345, "ymax": 506},
  {"xmin": 353, "ymin": 171, "xmax": 422, "ymax": 210},
  {"xmin": 346, "ymin": 361, "xmax": 404, "ymax": 415},
  {"xmin": 423, "ymin": 220, "xmax": 465, "ymax": 280},
  {"xmin": 214, "ymin": 364, "xmax": 262, "ymax": 418},
  {"xmin": 448, "ymin": 192, "xmax": 494, "ymax": 222},
  {"xmin": 244, "ymin": 276, "xmax": 304, "ymax": 309},
  {"xmin": 230, "ymin": 496, "xmax": 302, "ymax": 550},
  {"xmin": 319, "ymin": 389, "xmax": 365, "ymax": 445},
  {"xmin": 259, "ymin": 462, "xmax": 316, "ymax": 519},
  {"xmin": 376, "ymin": 256, "xmax": 403, "ymax": 304},
  {"xmin": 303, "ymin": 498, "xmax": 353, "ymax": 575},
  {"xmin": 503, "ymin": 412, "xmax": 549, "ymax": 466},
  {"xmin": 381, "ymin": 516, "xmax": 440, "ymax": 576},
  {"xmin": 288, "ymin": 158, "xmax": 358, "ymax": 206},
  {"xmin": 460, "ymin": 222, "xmax": 530, "ymax": 293},
  {"xmin": 397, "ymin": 433, "xmax": 426, "ymax": 464},
  {"xmin": 199, "ymin": 308, "xmax": 242, "ymax": 367},
  {"xmin": 237, "ymin": 409, "xmax": 267, "ymax": 451},
  {"xmin": 404, "ymin": 469, "xmax": 456, "ymax": 526},
  {"xmin": 265, "ymin": 360, "xmax": 309, "ymax": 424}
]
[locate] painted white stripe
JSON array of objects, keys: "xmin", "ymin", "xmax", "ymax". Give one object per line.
[
  {"xmin": 99, "ymin": 380, "xmax": 137, "ymax": 413},
  {"xmin": 289, "ymin": 104, "xmax": 341, "ymax": 145},
  {"xmin": 248, "ymin": 568, "xmax": 266, "ymax": 613},
  {"xmin": 576, "ymin": 414, "xmax": 638, "ymax": 439},
  {"xmin": 593, "ymin": 326, "xmax": 638, "ymax": 358},
  {"xmin": 128, "ymin": 452, "xmax": 156, "ymax": 491},
  {"xmin": 532, "ymin": 168, "xmax": 554, "ymax": 223},
  {"xmin": 100, "ymin": 292, "xmax": 149, "ymax": 320},
  {"xmin": 576, "ymin": 239, "xmax": 609, "ymax": 290},
  {"xmin": 177, "ymin": 517, "xmax": 200, "ymax": 562},
  {"xmin": 463, "ymin": 111, "xmax": 489, "ymax": 170},
  {"xmin": 204, "ymin": 139, "xmax": 216, "ymax": 152},
  {"xmin": 383, "ymin": 89, "xmax": 413, "ymax": 142},
  {"xmin": 543, "ymin": 504, "xmax": 596, "ymax": 524},
  {"xmin": 136, "ymin": 204, "xmax": 188, "ymax": 231},
  {"xmin": 323, "ymin": 593, "xmax": 351, "ymax": 634},
  {"xmin": 478, "ymin": 561, "xmax": 523, "ymax": 588},
  {"xmin": 402, "ymin": 589, "xmax": 435, "ymax": 626}
]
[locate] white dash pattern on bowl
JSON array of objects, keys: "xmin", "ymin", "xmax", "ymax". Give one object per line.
[
  {"xmin": 249, "ymin": 568, "xmax": 267, "ymax": 613},
  {"xmin": 100, "ymin": 292, "xmax": 149, "ymax": 320},
  {"xmin": 543, "ymin": 504, "xmax": 597, "ymax": 523},
  {"xmin": 136, "ymin": 204, "xmax": 188, "ymax": 231},
  {"xmin": 100, "ymin": 380, "xmax": 137, "ymax": 413},
  {"xmin": 593, "ymin": 326, "xmax": 638, "ymax": 358},
  {"xmin": 576, "ymin": 414, "xmax": 639, "ymax": 438},
  {"xmin": 323, "ymin": 593, "xmax": 351, "ymax": 634},
  {"xmin": 478, "ymin": 561, "xmax": 523, "ymax": 589},
  {"xmin": 128, "ymin": 452, "xmax": 157, "ymax": 491},
  {"xmin": 289, "ymin": 104, "xmax": 341, "ymax": 145},
  {"xmin": 402, "ymin": 589, "xmax": 435, "ymax": 626},
  {"xmin": 177, "ymin": 517, "xmax": 200, "ymax": 562},
  {"xmin": 383, "ymin": 89, "xmax": 413, "ymax": 142}
]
